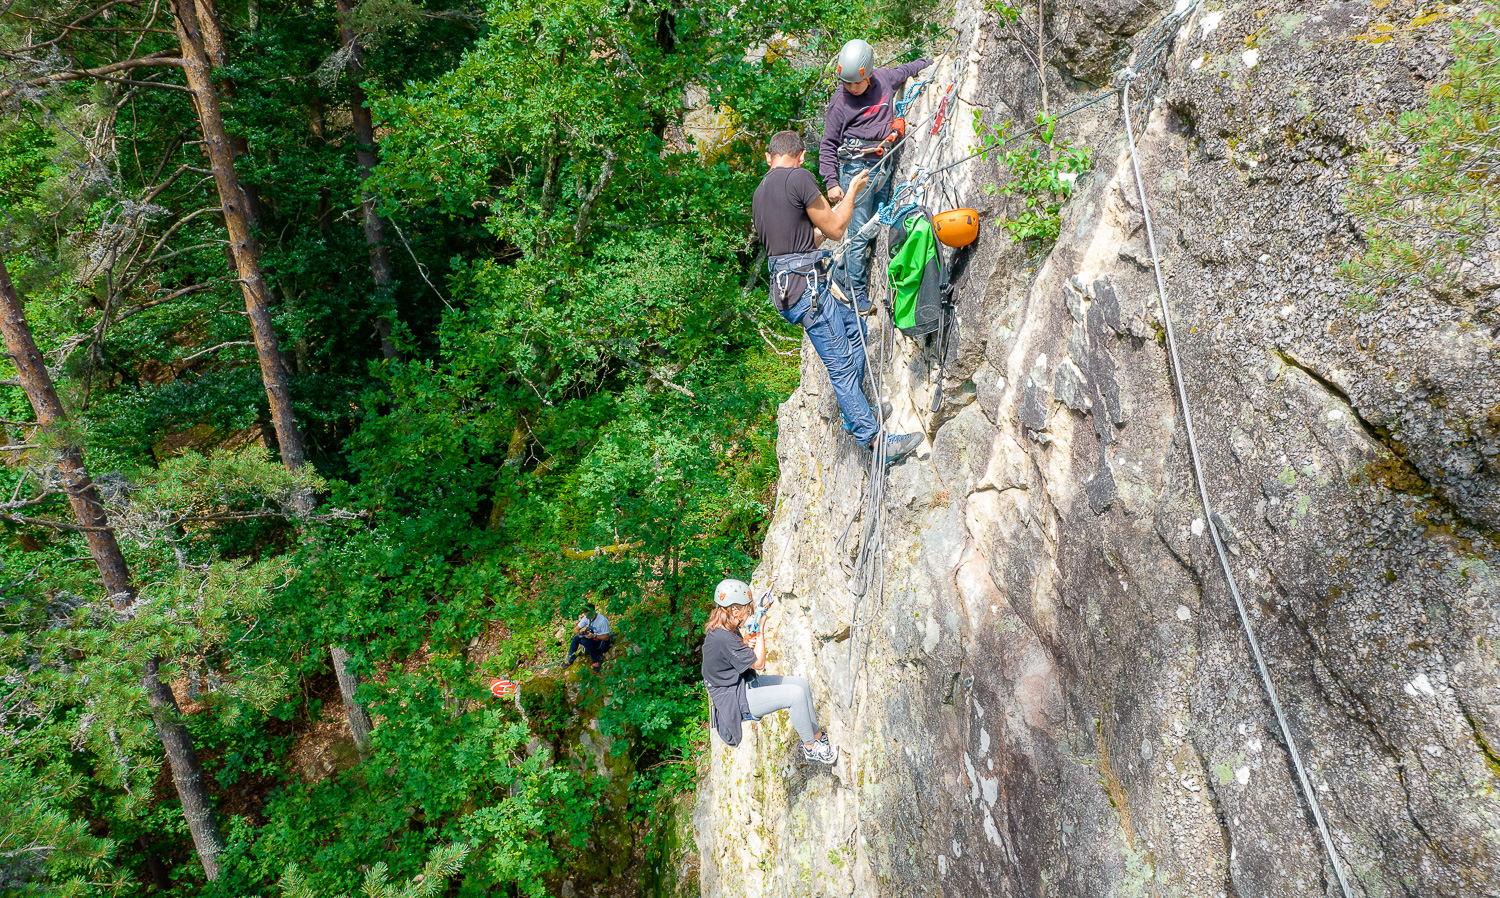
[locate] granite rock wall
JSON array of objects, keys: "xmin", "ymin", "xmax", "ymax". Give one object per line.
[{"xmin": 695, "ymin": 2, "xmax": 1500, "ymax": 896}]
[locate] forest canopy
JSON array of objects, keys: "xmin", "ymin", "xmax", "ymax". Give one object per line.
[{"xmin": 0, "ymin": 0, "xmax": 936, "ymax": 894}]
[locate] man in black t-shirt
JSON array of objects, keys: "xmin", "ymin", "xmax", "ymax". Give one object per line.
[{"xmin": 751, "ymin": 130, "xmax": 922, "ymax": 463}]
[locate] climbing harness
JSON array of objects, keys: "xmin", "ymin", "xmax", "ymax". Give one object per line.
[{"xmin": 768, "ymin": 250, "xmax": 834, "ymax": 324}]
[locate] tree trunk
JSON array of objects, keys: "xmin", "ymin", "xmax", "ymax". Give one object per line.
[
  {"xmin": 334, "ymin": 0, "xmax": 399, "ymax": 361},
  {"xmin": 0, "ymin": 266, "xmax": 133, "ymax": 604},
  {"xmin": 137, "ymin": 835, "xmax": 171, "ymax": 889},
  {"xmin": 170, "ymin": 0, "xmax": 307, "ymax": 476},
  {"xmin": 329, "ymin": 644, "xmax": 373, "ymax": 756},
  {"xmin": 194, "ymin": 0, "xmax": 227, "ymax": 67},
  {"xmin": 0, "ymin": 253, "xmax": 226, "ymax": 880},
  {"xmin": 175, "ymin": 0, "xmax": 377, "ymax": 764},
  {"xmin": 141, "ymin": 657, "xmax": 223, "ymax": 878}
]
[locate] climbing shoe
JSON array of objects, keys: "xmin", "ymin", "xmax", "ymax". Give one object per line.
[
  {"xmin": 804, "ymin": 735, "xmax": 837, "ymax": 764},
  {"xmin": 879, "ymin": 432, "xmax": 923, "ymax": 465}
]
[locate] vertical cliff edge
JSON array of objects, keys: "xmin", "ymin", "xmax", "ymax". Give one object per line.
[{"xmin": 695, "ymin": 1, "xmax": 1500, "ymax": 896}]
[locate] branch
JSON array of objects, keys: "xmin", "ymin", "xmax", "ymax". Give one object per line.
[
  {"xmin": 0, "ymin": 493, "xmax": 64, "ymax": 513},
  {"xmin": 391, "ymin": 219, "xmax": 453, "ymax": 309},
  {"xmin": 758, "ymin": 327, "xmax": 800, "ymax": 357},
  {"xmin": 573, "ymin": 149, "xmax": 618, "ymax": 244},
  {"xmin": 78, "ymin": 72, "xmax": 191, "ymax": 93},
  {"xmin": 177, "ymin": 340, "xmax": 251, "ymax": 364},
  {"xmin": 2, "ymin": 0, "xmax": 146, "ymax": 51},
  {"xmin": 0, "ymin": 51, "xmax": 183, "ymax": 105},
  {"xmin": 110, "ymin": 282, "xmax": 216, "ymax": 327},
  {"xmin": 118, "ymin": 206, "xmax": 223, "ymax": 295},
  {"xmin": 0, "ymin": 513, "xmax": 111, "ymax": 534},
  {"xmin": 606, "ymin": 349, "xmax": 694, "ymax": 399}
]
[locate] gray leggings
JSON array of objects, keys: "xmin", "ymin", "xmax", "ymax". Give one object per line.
[{"xmin": 745, "ymin": 674, "xmax": 821, "ymax": 744}]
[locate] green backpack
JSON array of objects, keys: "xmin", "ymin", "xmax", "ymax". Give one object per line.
[{"xmin": 886, "ymin": 209, "xmax": 948, "ymax": 338}]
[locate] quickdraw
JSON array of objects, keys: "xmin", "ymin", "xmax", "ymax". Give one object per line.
[{"xmin": 930, "ymin": 84, "xmax": 954, "ymax": 135}]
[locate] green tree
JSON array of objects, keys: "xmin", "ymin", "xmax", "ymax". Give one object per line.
[{"xmin": 1344, "ymin": 4, "xmax": 1500, "ymax": 310}]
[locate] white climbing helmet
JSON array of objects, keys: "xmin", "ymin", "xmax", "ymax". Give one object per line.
[
  {"xmin": 837, "ymin": 39, "xmax": 875, "ymax": 83},
  {"xmin": 714, "ymin": 578, "xmax": 753, "ymax": 607}
]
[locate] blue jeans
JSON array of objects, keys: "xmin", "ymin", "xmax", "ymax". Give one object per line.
[
  {"xmin": 836, "ymin": 157, "xmax": 894, "ymax": 305},
  {"xmin": 568, "ymin": 635, "xmax": 611, "ymax": 666},
  {"xmin": 780, "ymin": 286, "xmax": 877, "ymax": 445}
]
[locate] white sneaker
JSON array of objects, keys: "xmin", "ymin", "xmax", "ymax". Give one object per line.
[{"xmin": 804, "ymin": 735, "xmax": 837, "ymax": 764}]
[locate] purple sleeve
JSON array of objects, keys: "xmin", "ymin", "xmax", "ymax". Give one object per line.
[
  {"xmin": 897, "ymin": 58, "xmax": 933, "ymax": 81},
  {"xmin": 820, "ymin": 94, "xmax": 845, "ymax": 189}
]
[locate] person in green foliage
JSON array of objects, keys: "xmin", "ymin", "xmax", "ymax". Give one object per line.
[
  {"xmin": 566, "ymin": 602, "xmax": 612, "ymax": 671},
  {"xmin": 752, "ymin": 130, "xmax": 923, "ymax": 463}
]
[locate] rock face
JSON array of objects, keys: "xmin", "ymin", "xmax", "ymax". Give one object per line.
[{"xmin": 695, "ymin": 1, "xmax": 1500, "ymax": 897}]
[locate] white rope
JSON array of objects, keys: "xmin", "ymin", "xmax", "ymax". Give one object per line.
[{"xmin": 1121, "ymin": 73, "xmax": 1356, "ymax": 898}]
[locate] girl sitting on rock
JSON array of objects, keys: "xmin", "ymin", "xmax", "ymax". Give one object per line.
[{"xmin": 701, "ymin": 578, "xmax": 836, "ymax": 763}]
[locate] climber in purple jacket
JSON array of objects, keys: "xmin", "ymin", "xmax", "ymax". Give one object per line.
[{"xmin": 820, "ymin": 39, "xmax": 932, "ymax": 313}]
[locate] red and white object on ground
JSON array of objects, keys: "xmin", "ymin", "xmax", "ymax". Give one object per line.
[{"xmin": 489, "ymin": 678, "xmax": 520, "ymax": 698}]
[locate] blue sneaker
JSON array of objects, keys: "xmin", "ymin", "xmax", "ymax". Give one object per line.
[{"xmin": 879, "ymin": 433, "xmax": 923, "ymax": 465}]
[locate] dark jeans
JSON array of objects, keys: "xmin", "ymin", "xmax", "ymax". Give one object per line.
[
  {"xmin": 779, "ymin": 286, "xmax": 877, "ymax": 445},
  {"xmin": 568, "ymin": 635, "xmax": 611, "ymax": 666},
  {"xmin": 836, "ymin": 156, "xmax": 895, "ymax": 305}
]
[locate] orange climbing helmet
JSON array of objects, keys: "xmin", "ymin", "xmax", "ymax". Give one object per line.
[{"xmin": 933, "ymin": 208, "xmax": 980, "ymax": 248}]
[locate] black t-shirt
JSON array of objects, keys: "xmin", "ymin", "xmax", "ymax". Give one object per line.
[
  {"xmin": 701, "ymin": 625, "xmax": 756, "ymax": 746},
  {"xmin": 751, "ymin": 166, "xmax": 822, "ymax": 257},
  {"xmin": 701, "ymin": 626, "xmax": 756, "ymax": 687}
]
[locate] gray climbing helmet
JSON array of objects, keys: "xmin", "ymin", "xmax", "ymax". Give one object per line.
[
  {"xmin": 714, "ymin": 578, "xmax": 753, "ymax": 607},
  {"xmin": 837, "ymin": 39, "xmax": 875, "ymax": 83}
]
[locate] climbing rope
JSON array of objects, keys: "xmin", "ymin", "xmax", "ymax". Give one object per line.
[
  {"xmin": 1118, "ymin": 7, "xmax": 1355, "ymax": 895},
  {"xmin": 831, "ymin": 20, "xmax": 978, "ymax": 713}
]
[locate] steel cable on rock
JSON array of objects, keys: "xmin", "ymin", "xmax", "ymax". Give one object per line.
[{"xmin": 1120, "ymin": 60, "xmax": 1357, "ymax": 898}]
